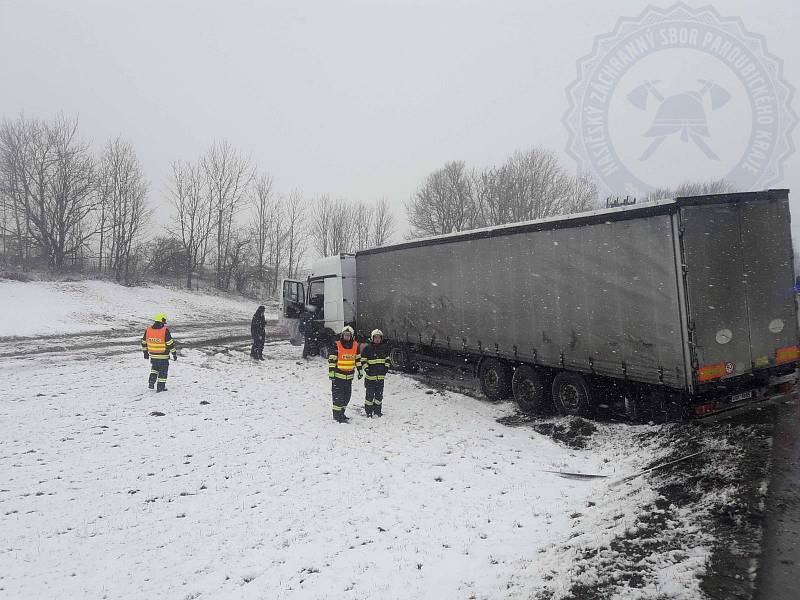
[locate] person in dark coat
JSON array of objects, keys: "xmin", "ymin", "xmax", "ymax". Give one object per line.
[
  {"xmin": 359, "ymin": 329, "xmax": 392, "ymax": 416},
  {"xmin": 250, "ymin": 305, "xmax": 266, "ymax": 360}
]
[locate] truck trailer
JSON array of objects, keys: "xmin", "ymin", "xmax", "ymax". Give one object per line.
[{"xmin": 282, "ymin": 189, "xmax": 799, "ymax": 421}]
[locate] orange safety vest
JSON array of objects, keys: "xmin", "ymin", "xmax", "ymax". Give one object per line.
[
  {"xmin": 145, "ymin": 326, "xmax": 168, "ymax": 355},
  {"xmin": 336, "ymin": 340, "xmax": 358, "ymax": 373}
]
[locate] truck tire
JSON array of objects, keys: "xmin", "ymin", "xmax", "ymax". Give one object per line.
[
  {"xmin": 479, "ymin": 358, "xmax": 513, "ymax": 401},
  {"xmin": 512, "ymin": 365, "xmax": 550, "ymax": 414},
  {"xmin": 552, "ymin": 372, "xmax": 593, "ymax": 416}
]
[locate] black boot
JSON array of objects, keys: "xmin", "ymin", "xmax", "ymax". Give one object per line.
[
  {"xmin": 148, "ymin": 382, "xmax": 155, "ymax": 390},
  {"xmin": 365, "ymin": 405, "xmax": 373, "ymax": 418}
]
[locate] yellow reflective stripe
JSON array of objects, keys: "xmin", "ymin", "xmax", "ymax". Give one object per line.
[
  {"xmin": 365, "ymin": 400, "xmax": 374, "ymax": 406},
  {"xmin": 166, "ymin": 340, "xmax": 174, "ymax": 346},
  {"xmin": 332, "ymin": 405, "xmax": 344, "ymax": 411},
  {"xmin": 364, "ymin": 375, "xmax": 385, "ymax": 380},
  {"xmin": 366, "ymin": 359, "xmax": 388, "ymax": 365},
  {"xmin": 157, "ymin": 378, "xmax": 167, "ymax": 382},
  {"xmin": 374, "ymin": 399, "xmax": 382, "ymax": 405},
  {"xmin": 333, "ymin": 372, "xmax": 354, "ymax": 380},
  {"xmin": 150, "ymin": 355, "xmax": 170, "ymax": 360}
]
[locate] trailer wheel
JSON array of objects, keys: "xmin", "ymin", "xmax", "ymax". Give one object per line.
[
  {"xmin": 551, "ymin": 372, "xmax": 593, "ymax": 416},
  {"xmin": 512, "ymin": 365, "xmax": 550, "ymax": 414},
  {"xmin": 479, "ymin": 358, "xmax": 513, "ymax": 401}
]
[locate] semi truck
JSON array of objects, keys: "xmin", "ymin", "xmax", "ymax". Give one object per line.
[{"xmin": 282, "ymin": 189, "xmax": 799, "ymax": 421}]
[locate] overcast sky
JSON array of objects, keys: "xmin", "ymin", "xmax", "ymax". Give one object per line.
[{"xmin": 1, "ymin": 0, "xmax": 798, "ymax": 240}]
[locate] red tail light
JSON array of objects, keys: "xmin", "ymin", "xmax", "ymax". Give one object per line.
[
  {"xmin": 776, "ymin": 381, "xmax": 796, "ymax": 394},
  {"xmin": 693, "ymin": 403, "xmax": 715, "ymax": 417}
]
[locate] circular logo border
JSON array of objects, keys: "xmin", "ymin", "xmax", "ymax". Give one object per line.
[{"xmin": 563, "ymin": 3, "xmax": 796, "ymax": 197}]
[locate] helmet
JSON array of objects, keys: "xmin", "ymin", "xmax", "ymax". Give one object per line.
[
  {"xmin": 371, "ymin": 329, "xmax": 383, "ymax": 339},
  {"xmin": 341, "ymin": 325, "xmax": 354, "ymax": 336},
  {"xmin": 154, "ymin": 312, "xmax": 167, "ymax": 323}
]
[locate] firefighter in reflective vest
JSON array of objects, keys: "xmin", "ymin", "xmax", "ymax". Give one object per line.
[
  {"xmin": 328, "ymin": 325, "xmax": 362, "ymax": 423},
  {"xmin": 140, "ymin": 312, "xmax": 177, "ymax": 392},
  {"xmin": 359, "ymin": 329, "xmax": 392, "ymax": 417}
]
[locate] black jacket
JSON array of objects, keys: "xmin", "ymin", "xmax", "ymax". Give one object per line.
[
  {"xmin": 251, "ymin": 308, "xmax": 266, "ymax": 338},
  {"xmin": 359, "ymin": 342, "xmax": 392, "ymax": 380}
]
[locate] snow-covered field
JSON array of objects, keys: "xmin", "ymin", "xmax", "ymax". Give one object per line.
[
  {"xmin": 0, "ymin": 280, "xmax": 771, "ymax": 599},
  {"xmin": 0, "ymin": 279, "xmax": 270, "ymax": 337}
]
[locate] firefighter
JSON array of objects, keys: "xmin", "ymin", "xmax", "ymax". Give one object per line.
[
  {"xmin": 328, "ymin": 325, "xmax": 361, "ymax": 423},
  {"xmin": 250, "ymin": 305, "xmax": 266, "ymax": 360},
  {"xmin": 141, "ymin": 312, "xmax": 177, "ymax": 392},
  {"xmin": 359, "ymin": 329, "xmax": 392, "ymax": 417}
]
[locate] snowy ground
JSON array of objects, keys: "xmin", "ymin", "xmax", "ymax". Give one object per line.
[
  {"xmin": 0, "ymin": 279, "xmax": 271, "ymax": 337},
  {"xmin": 0, "ymin": 280, "xmax": 773, "ymax": 599}
]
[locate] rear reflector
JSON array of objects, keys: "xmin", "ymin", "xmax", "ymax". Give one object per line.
[
  {"xmin": 698, "ymin": 362, "xmax": 727, "ymax": 382},
  {"xmin": 693, "ymin": 403, "xmax": 715, "ymax": 417},
  {"xmin": 775, "ymin": 346, "xmax": 800, "ymax": 365}
]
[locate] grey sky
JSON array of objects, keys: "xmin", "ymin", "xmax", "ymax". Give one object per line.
[{"xmin": 1, "ymin": 0, "xmax": 798, "ymax": 239}]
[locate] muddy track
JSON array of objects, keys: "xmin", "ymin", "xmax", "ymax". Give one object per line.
[{"xmin": 0, "ymin": 320, "xmax": 282, "ymax": 359}]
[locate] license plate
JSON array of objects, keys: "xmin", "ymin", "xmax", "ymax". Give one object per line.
[{"xmin": 731, "ymin": 391, "xmax": 753, "ymax": 403}]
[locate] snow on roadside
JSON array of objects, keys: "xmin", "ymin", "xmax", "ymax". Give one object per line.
[
  {"xmin": 0, "ymin": 279, "xmax": 272, "ymax": 337},
  {"xmin": 1, "ymin": 341, "xmax": 623, "ymax": 600}
]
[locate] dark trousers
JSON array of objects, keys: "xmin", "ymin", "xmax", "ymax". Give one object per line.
[
  {"xmin": 149, "ymin": 358, "xmax": 169, "ymax": 391},
  {"xmin": 331, "ymin": 378, "xmax": 353, "ymax": 420},
  {"xmin": 365, "ymin": 379, "xmax": 385, "ymax": 416},
  {"xmin": 251, "ymin": 335, "xmax": 264, "ymax": 358},
  {"xmin": 301, "ymin": 334, "xmax": 317, "ymax": 359}
]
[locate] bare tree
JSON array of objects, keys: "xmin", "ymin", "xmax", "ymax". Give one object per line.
[
  {"xmin": 370, "ymin": 197, "xmax": 396, "ymax": 247},
  {"xmin": 406, "ymin": 161, "xmax": 476, "ymax": 237},
  {"xmin": 202, "ymin": 140, "xmax": 254, "ymax": 289},
  {"xmin": 8, "ymin": 114, "xmax": 98, "ymax": 270},
  {"xmin": 562, "ymin": 172, "xmax": 599, "ymax": 214},
  {"xmin": 473, "ymin": 148, "xmax": 597, "ymax": 227},
  {"xmin": 168, "ymin": 160, "xmax": 213, "ymax": 288},
  {"xmin": 250, "ymin": 173, "xmax": 276, "ymax": 292},
  {"xmin": 309, "ymin": 194, "xmax": 333, "ymax": 258},
  {"xmin": 96, "ymin": 137, "xmax": 150, "ymax": 282},
  {"xmin": 283, "ymin": 190, "xmax": 306, "ymax": 279},
  {"xmin": 642, "ymin": 178, "xmax": 735, "ymax": 203},
  {"xmin": 308, "ymin": 196, "xmax": 396, "ymax": 257},
  {"xmin": 352, "ymin": 201, "xmax": 373, "ymax": 249},
  {"xmin": 0, "ymin": 115, "xmax": 34, "ymax": 266},
  {"xmin": 268, "ymin": 200, "xmax": 285, "ymax": 295}
]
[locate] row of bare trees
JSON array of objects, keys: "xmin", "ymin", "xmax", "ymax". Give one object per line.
[
  {"xmin": 167, "ymin": 143, "xmax": 398, "ymax": 295},
  {"xmin": 406, "ymin": 148, "xmax": 599, "ymax": 237},
  {"xmin": 167, "ymin": 145, "xmax": 309, "ymax": 295},
  {"xmin": 308, "ymin": 195, "xmax": 395, "ymax": 257},
  {"xmin": 0, "ymin": 112, "xmax": 399, "ymax": 295},
  {"xmin": 0, "ymin": 113, "xmax": 150, "ymax": 279}
]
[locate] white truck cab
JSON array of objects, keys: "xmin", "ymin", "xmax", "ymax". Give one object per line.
[{"xmin": 281, "ymin": 254, "xmax": 356, "ymax": 353}]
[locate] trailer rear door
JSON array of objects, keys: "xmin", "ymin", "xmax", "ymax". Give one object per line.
[{"xmin": 680, "ymin": 195, "xmax": 798, "ymax": 382}]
